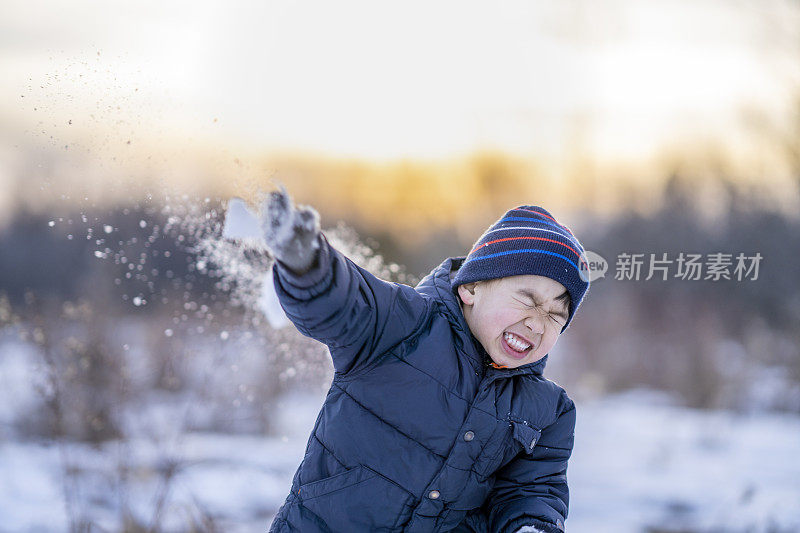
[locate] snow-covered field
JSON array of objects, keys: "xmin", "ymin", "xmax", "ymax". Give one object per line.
[
  {"xmin": 568, "ymin": 390, "xmax": 800, "ymax": 532},
  {"xmin": 1, "ymin": 385, "xmax": 798, "ymax": 533}
]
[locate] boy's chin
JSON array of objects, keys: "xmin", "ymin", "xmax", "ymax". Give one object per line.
[{"xmin": 488, "ymin": 352, "xmax": 532, "ymax": 369}]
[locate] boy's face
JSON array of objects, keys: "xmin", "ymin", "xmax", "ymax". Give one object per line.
[{"xmin": 457, "ymin": 275, "xmax": 569, "ymax": 369}]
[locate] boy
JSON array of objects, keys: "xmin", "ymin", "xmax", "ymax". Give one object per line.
[{"xmin": 263, "ymin": 187, "xmax": 589, "ymax": 533}]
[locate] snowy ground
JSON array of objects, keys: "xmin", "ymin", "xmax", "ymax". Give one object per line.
[
  {"xmin": 1, "ymin": 387, "xmax": 799, "ymax": 533},
  {"xmin": 567, "ymin": 390, "xmax": 800, "ymax": 532}
]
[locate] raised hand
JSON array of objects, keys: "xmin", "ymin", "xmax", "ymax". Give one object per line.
[{"xmin": 260, "ymin": 185, "xmax": 321, "ymax": 275}]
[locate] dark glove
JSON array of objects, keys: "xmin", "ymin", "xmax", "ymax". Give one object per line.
[{"xmin": 260, "ymin": 185, "xmax": 321, "ymax": 275}]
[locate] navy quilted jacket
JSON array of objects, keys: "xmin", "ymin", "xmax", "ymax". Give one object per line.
[{"xmin": 268, "ymin": 235, "xmax": 575, "ymax": 533}]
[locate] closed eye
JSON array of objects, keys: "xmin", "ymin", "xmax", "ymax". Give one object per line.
[
  {"xmin": 512, "ymin": 296, "xmax": 535, "ymax": 309},
  {"xmin": 515, "ymin": 296, "xmax": 565, "ymax": 319}
]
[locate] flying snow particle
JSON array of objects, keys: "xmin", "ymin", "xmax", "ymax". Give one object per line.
[
  {"xmin": 222, "ymin": 198, "xmax": 263, "ymax": 242},
  {"xmin": 164, "ymin": 329, "xmax": 173, "ymax": 337},
  {"xmin": 104, "ymin": 225, "xmax": 113, "ymax": 234}
]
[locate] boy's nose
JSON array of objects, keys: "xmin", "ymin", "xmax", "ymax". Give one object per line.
[{"xmin": 523, "ymin": 314, "xmax": 545, "ymax": 334}]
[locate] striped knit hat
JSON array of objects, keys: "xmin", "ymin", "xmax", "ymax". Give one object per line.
[{"xmin": 452, "ymin": 206, "xmax": 590, "ymax": 332}]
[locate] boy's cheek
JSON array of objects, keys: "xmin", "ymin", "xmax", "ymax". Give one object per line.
[{"xmin": 541, "ymin": 332, "xmax": 561, "ymax": 352}]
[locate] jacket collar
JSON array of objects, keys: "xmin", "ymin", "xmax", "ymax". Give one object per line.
[{"xmin": 416, "ymin": 256, "xmax": 548, "ymax": 378}]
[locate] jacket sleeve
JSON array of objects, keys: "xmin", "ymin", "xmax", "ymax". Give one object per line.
[
  {"xmin": 272, "ymin": 232, "xmax": 431, "ymax": 376},
  {"xmin": 486, "ymin": 393, "xmax": 576, "ymax": 533}
]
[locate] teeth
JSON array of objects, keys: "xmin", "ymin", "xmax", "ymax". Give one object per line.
[{"xmin": 504, "ymin": 332, "xmax": 531, "ymax": 352}]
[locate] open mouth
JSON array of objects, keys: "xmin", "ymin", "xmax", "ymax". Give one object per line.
[{"xmin": 502, "ymin": 331, "xmax": 533, "ymax": 359}]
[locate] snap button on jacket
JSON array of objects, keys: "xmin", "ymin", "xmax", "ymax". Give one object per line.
[{"xmin": 268, "ymin": 235, "xmax": 576, "ymax": 533}]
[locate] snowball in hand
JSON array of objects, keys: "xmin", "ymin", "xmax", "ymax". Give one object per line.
[{"xmin": 222, "ymin": 196, "xmax": 289, "ymax": 328}]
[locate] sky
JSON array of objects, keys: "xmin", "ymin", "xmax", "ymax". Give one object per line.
[{"xmin": 2, "ymin": 0, "xmax": 797, "ymax": 163}]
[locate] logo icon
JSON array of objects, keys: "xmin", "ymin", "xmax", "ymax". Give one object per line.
[{"xmin": 578, "ymin": 250, "xmax": 607, "ymax": 282}]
